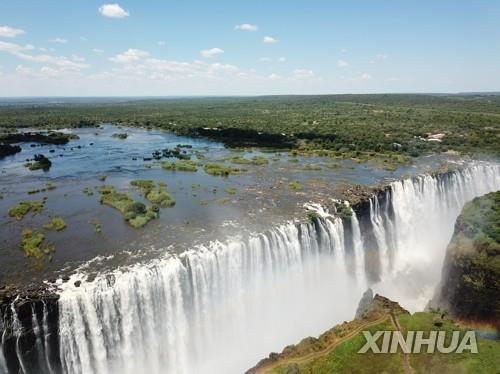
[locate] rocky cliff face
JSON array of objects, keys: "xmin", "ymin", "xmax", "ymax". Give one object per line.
[
  {"xmin": 0, "ymin": 286, "xmax": 60, "ymax": 374},
  {"xmin": 436, "ymin": 190, "xmax": 500, "ymax": 328}
]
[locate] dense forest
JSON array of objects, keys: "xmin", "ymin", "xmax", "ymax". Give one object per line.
[{"xmin": 0, "ymin": 94, "xmax": 499, "ymax": 159}]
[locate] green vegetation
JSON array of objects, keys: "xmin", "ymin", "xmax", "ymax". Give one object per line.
[
  {"xmin": 146, "ymin": 184, "xmax": 175, "ymax": 207},
  {"xmin": 324, "ymin": 162, "xmax": 341, "ymax": 169},
  {"xmin": 334, "ymin": 201, "xmax": 353, "ymax": 220},
  {"xmin": 224, "ymin": 187, "xmax": 237, "ymax": 195},
  {"xmin": 8, "ymin": 200, "xmax": 45, "ymax": 220},
  {"xmin": 3, "ymin": 95, "xmax": 498, "ymax": 159},
  {"xmin": 307, "ymin": 211, "xmax": 320, "ymax": 222},
  {"xmin": 82, "ymin": 186, "xmax": 94, "ymax": 196},
  {"xmin": 98, "ymin": 185, "xmax": 158, "ymax": 228},
  {"xmin": 302, "ymin": 163, "xmax": 322, "ymax": 171},
  {"xmin": 230, "ymin": 155, "xmax": 269, "ymax": 165},
  {"xmin": 130, "ymin": 179, "xmax": 154, "ymax": 191},
  {"xmin": 289, "ymin": 181, "xmax": 302, "ymax": 190},
  {"xmin": 263, "ymin": 296, "xmax": 500, "ymax": 374},
  {"xmin": 90, "ymin": 218, "xmax": 102, "ymax": 234},
  {"xmin": 215, "ymin": 197, "xmax": 230, "ymax": 205},
  {"xmin": 161, "ymin": 159, "xmax": 198, "ymax": 172},
  {"xmin": 27, "ymin": 182, "xmax": 56, "ymax": 195},
  {"xmin": 203, "ymin": 163, "xmax": 246, "ymax": 176},
  {"xmin": 130, "ymin": 179, "xmax": 176, "ymax": 207},
  {"xmin": 111, "ymin": 133, "xmax": 128, "ymax": 139},
  {"xmin": 25, "ymin": 154, "xmax": 52, "ymax": 171},
  {"xmin": 43, "ymin": 217, "xmax": 67, "ymax": 231},
  {"xmin": 438, "ymin": 190, "xmax": 500, "ymax": 323},
  {"xmin": 20, "ymin": 229, "xmax": 53, "ymax": 259},
  {"xmin": 456, "ymin": 190, "xmax": 500, "ymax": 244},
  {"xmin": 400, "ymin": 312, "xmax": 500, "ymax": 374},
  {"xmin": 98, "ymin": 175, "xmax": 107, "ymax": 182}
]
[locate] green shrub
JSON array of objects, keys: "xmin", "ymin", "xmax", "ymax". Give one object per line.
[
  {"xmin": 44, "ymin": 217, "xmax": 67, "ymax": 231},
  {"xmin": 8, "ymin": 200, "xmax": 45, "ymax": 220},
  {"xmin": 203, "ymin": 163, "xmax": 246, "ymax": 176},
  {"xmin": 111, "ymin": 133, "xmax": 128, "ymax": 139}
]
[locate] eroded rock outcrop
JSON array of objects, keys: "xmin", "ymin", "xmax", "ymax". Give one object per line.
[{"xmin": 434, "ymin": 190, "xmax": 500, "ymax": 328}]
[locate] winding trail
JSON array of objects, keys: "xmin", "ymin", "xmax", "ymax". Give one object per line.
[
  {"xmin": 389, "ymin": 306, "xmax": 414, "ymax": 374},
  {"xmin": 253, "ymin": 316, "xmax": 390, "ymax": 374},
  {"xmin": 254, "ymin": 309, "xmax": 416, "ymax": 374}
]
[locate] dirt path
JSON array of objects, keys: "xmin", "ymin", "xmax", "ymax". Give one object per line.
[
  {"xmin": 254, "ymin": 315, "xmax": 390, "ymax": 374},
  {"xmin": 389, "ymin": 306, "xmax": 413, "ymax": 374}
]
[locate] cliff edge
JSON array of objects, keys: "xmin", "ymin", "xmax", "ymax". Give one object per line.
[{"xmin": 435, "ymin": 190, "xmax": 500, "ymax": 328}]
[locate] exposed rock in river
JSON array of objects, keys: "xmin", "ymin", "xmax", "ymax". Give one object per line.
[{"xmin": 0, "ymin": 144, "xmax": 21, "ymax": 159}]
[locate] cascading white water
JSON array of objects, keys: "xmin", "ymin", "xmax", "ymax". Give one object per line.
[
  {"xmin": 371, "ymin": 163, "xmax": 500, "ymax": 310},
  {"xmin": 58, "ymin": 215, "xmax": 361, "ymax": 374},
  {"xmin": 3, "ymin": 162, "xmax": 499, "ymax": 374}
]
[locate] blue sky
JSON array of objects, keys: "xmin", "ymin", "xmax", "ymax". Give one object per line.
[{"xmin": 0, "ymin": 0, "xmax": 499, "ymax": 96}]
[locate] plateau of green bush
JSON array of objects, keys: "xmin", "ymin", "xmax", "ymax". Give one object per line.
[
  {"xmin": 43, "ymin": 217, "xmax": 67, "ymax": 231},
  {"xmin": 20, "ymin": 229, "xmax": 53, "ymax": 259},
  {"xmin": 111, "ymin": 133, "xmax": 128, "ymax": 139},
  {"xmin": 161, "ymin": 159, "xmax": 198, "ymax": 172},
  {"xmin": 8, "ymin": 200, "xmax": 45, "ymax": 220},
  {"xmin": 98, "ymin": 185, "xmax": 158, "ymax": 228},
  {"xmin": 203, "ymin": 163, "xmax": 246, "ymax": 176}
]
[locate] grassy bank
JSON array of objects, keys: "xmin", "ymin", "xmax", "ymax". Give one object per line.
[{"xmin": 1, "ymin": 94, "xmax": 499, "ymax": 159}]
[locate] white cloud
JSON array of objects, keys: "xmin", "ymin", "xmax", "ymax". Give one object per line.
[
  {"xmin": 370, "ymin": 53, "xmax": 388, "ymax": 64},
  {"xmin": 268, "ymin": 73, "xmax": 281, "ymax": 80},
  {"xmin": 0, "ymin": 26, "xmax": 25, "ymax": 38},
  {"xmin": 49, "ymin": 38, "xmax": 68, "ymax": 44},
  {"xmin": 341, "ymin": 48, "xmax": 347, "ymax": 53},
  {"xmin": 71, "ymin": 54, "xmax": 86, "ymax": 62},
  {"xmin": 0, "ymin": 41, "xmax": 88, "ymax": 72},
  {"xmin": 293, "ymin": 69, "xmax": 315, "ymax": 79},
  {"xmin": 0, "ymin": 41, "xmax": 34, "ymax": 54},
  {"xmin": 80, "ymin": 36, "xmax": 88, "ymax": 42},
  {"xmin": 92, "ymin": 48, "xmax": 104, "ymax": 54},
  {"xmin": 263, "ymin": 36, "xmax": 278, "ymax": 44},
  {"xmin": 260, "ymin": 56, "xmax": 286, "ymax": 63},
  {"xmin": 200, "ymin": 47, "xmax": 224, "ymax": 58},
  {"xmin": 208, "ymin": 63, "xmax": 239, "ymax": 73},
  {"xmin": 234, "ymin": 23, "xmax": 258, "ymax": 32},
  {"xmin": 158, "ymin": 41, "xmax": 166, "ymax": 47},
  {"xmin": 110, "ymin": 49, "xmax": 149, "ymax": 63},
  {"xmin": 337, "ymin": 59, "xmax": 349, "ymax": 68},
  {"xmin": 98, "ymin": 4, "xmax": 129, "ymax": 18},
  {"xmin": 106, "ymin": 55, "xmax": 246, "ymax": 82},
  {"xmin": 349, "ymin": 72, "xmax": 372, "ymax": 81},
  {"xmin": 40, "ymin": 66, "xmax": 59, "ymax": 77},
  {"xmin": 16, "ymin": 64, "xmax": 34, "ymax": 75}
]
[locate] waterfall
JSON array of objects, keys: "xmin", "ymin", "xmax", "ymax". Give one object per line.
[
  {"xmin": 369, "ymin": 163, "xmax": 500, "ymax": 310},
  {"xmin": 58, "ymin": 215, "xmax": 357, "ymax": 374},
  {"xmin": 1, "ymin": 162, "xmax": 499, "ymax": 374}
]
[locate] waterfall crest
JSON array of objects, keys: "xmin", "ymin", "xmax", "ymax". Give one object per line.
[{"xmin": 2, "ymin": 162, "xmax": 499, "ymax": 374}]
